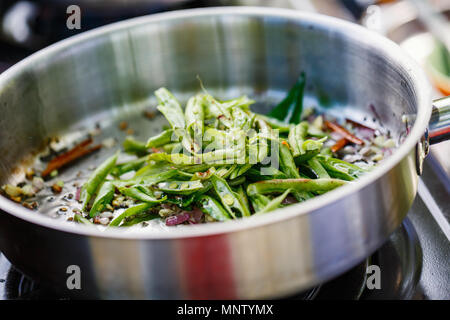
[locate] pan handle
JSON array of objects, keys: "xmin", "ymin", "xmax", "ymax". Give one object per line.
[
  {"xmin": 416, "ymin": 96, "xmax": 449, "ymax": 175},
  {"xmin": 429, "ymin": 96, "xmax": 450, "ymax": 145}
]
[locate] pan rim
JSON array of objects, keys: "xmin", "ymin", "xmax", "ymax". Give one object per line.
[{"xmin": 0, "ymin": 6, "xmax": 431, "ymax": 240}]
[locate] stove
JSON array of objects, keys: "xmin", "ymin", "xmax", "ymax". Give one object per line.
[{"xmin": 0, "ymin": 0, "xmax": 448, "ymax": 301}]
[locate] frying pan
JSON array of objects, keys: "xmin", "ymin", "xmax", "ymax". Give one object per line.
[{"xmin": 0, "ymin": 7, "xmax": 448, "ymax": 299}]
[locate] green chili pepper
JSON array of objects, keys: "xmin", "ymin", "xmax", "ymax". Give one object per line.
[
  {"xmin": 109, "ymin": 203, "xmax": 154, "ymax": 227},
  {"xmin": 81, "ymin": 152, "xmax": 118, "ymax": 210},
  {"xmin": 198, "ymin": 195, "xmax": 231, "ymax": 221}
]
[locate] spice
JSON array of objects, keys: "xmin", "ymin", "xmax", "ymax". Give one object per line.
[{"xmin": 52, "ymin": 183, "xmax": 63, "ymax": 194}]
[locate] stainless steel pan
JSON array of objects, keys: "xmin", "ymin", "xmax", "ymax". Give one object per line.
[{"xmin": 0, "ymin": 7, "xmax": 448, "ymax": 299}]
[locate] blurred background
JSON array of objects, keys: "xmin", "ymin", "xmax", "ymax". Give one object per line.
[{"xmin": 0, "ymin": 0, "xmax": 448, "ymax": 171}]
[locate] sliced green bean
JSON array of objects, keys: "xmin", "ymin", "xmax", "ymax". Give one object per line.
[
  {"xmin": 73, "ymin": 214, "xmax": 93, "ymax": 225},
  {"xmin": 81, "ymin": 152, "xmax": 118, "ymax": 210},
  {"xmin": 120, "ymin": 213, "xmax": 159, "ymax": 227},
  {"xmin": 317, "ymin": 155, "xmax": 366, "ymax": 181},
  {"xmin": 119, "ymin": 185, "xmax": 166, "ymax": 203},
  {"xmin": 123, "ymin": 137, "xmax": 148, "ymax": 156},
  {"xmin": 155, "ymin": 88, "xmax": 185, "ymax": 137},
  {"xmin": 210, "ymin": 175, "xmax": 250, "ymax": 218},
  {"xmin": 198, "ymin": 195, "xmax": 231, "ymax": 221},
  {"xmin": 249, "ymin": 194, "xmax": 270, "ymax": 212},
  {"xmin": 306, "ymin": 158, "xmax": 330, "ymax": 179},
  {"xmin": 157, "ymin": 180, "xmax": 204, "ymax": 195},
  {"xmin": 146, "ymin": 129, "xmax": 176, "ymax": 148},
  {"xmin": 109, "ymin": 203, "xmax": 154, "ymax": 227},
  {"xmin": 256, "ymin": 188, "xmax": 291, "ymax": 214},
  {"xmin": 111, "ymin": 156, "xmax": 147, "ymax": 177},
  {"xmin": 89, "ymin": 181, "xmax": 115, "ymax": 217},
  {"xmin": 247, "ymin": 178, "xmax": 347, "ymax": 196},
  {"xmin": 288, "ymin": 122, "xmax": 308, "ymax": 157}
]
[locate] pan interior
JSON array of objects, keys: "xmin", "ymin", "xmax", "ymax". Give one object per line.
[{"xmin": 0, "ymin": 9, "xmax": 423, "ymax": 229}]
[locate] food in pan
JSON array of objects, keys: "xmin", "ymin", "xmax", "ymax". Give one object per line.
[{"xmin": 1, "ymin": 75, "xmax": 396, "ymax": 228}]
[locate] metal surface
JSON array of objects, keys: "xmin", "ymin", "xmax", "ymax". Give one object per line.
[
  {"xmin": 0, "ymin": 216, "xmax": 427, "ymax": 300},
  {"xmin": 0, "ymin": 7, "xmax": 444, "ymax": 299}
]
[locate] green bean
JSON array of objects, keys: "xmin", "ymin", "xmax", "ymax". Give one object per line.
[
  {"xmin": 109, "ymin": 203, "xmax": 154, "ymax": 227},
  {"xmin": 231, "ymin": 107, "xmax": 252, "ymax": 130},
  {"xmin": 155, "ymin": 88, "xmax": 185, "ymax": 137},
  {"xmin": 294, "ymin": 139, "xmax": 326, "ymax": 164},
  {"xmin": 247, "ymin": 178, "xmax": 347, "ymax": 196},
  {"xmin": 182, "ymin": 96, "xmax": 203, "ymax": 154},
  {"xmin": 120, "ymin": 212, "xmax": 159, "ymax": 227},
  {"xmin": 111, "ymin": 156, "xmax": 147, "ymax": 177},
  {"xmin": 228, "ymin": 175, "xmax": 246, "ymax": 186},
  {"xmin": 113, "ymin": 169, "xmax": 179, "ymax": 188},
  {"xmin": 165, "ymin": 194, "xmax": 197, "ymax": 208},
  {"xmin": 73, "ymin": 214, "xmax": 93, "ymax": 225},
  {"xmin": 146, "ymin": 129, "xmax": 176, "ymax": 148},
  {"xmin": 198, "ymin": 195, "xmax": 231, "ymax": 221},
  {"xmin": 288, "ymin": 122, "xmax": 308, "ymax": 157},
  {"xmin": 245, "ymin": 166, "xmax": 288, "ymax": 181},
  {"xmin": 162, "ymin": 142, "xmax": 181, "ymax": 153},
  {"xmin": 249, "ymin": 194, "xmax": 270, "ymax": 212},
  {"xmin": 123, "ymin": 137, "xmax": 148, "ymax": 156},
  {"xmin": 317, "ymin": 155, "xmax": 366, "ymax": 181},
  {"xmin": 119, "ymin": 185, "xmax": 167, "ymax": 203},
  {"xmin": 229, "ymin": 164, "xmax": 252, "ymax": 180},
  {"xmin": 279, "ymin": 142, "xmax": 300, "ymax": 178},
  {"xmin": 202, "ymin": 94, "xmax": 233, "ymax": 128},
  {"xmin": 192, "ymin": 167, "xmax": 216, "ymax": 181},
  {"xmin": 210, "ymin": 175, "xmax": 250, "ymax": 218},
  {"xmin": 256, "ymin": 115, "xmax": 291, "ymax": 133},
  {"xmin": 157, "ymin": 180, "xmax": 204, "ymax": 195},
  {"xmin": 220, "ymin": 95, "xmax": 255, "ymax": 111},
  {"xmin": 148, "ymin": 152, "xmax": 198, "ymax": 165},
  {"xmin": 279, "ymin": 142, "xmax": 313, "ymax": 201},
  {"xmin": 236, "ymin": 185, "xmax": 250, "ymax": 215},
  {"xmin": 81, "ymin": 152, "xmax": 118, "ymax": 210},
  {"xmin": 306, "ymin": 158, "xmax": 330, "ymax": 179},
  {"xmin": 256, "ymin": 189, "xmax": 291, "ymax": 214},
  {"xmin": 89, "ymin": 181, "xmax": 115, "ymax": 217}
]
